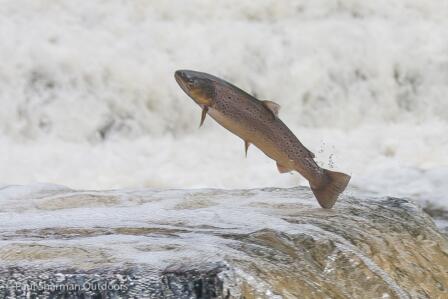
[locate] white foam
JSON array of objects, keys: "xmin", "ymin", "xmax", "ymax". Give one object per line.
[{"xmin": 0, "ymin": 1, "xmax": 447, "ymax": 208}]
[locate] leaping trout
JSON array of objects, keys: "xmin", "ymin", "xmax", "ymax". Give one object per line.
[{"xmin": 174, "ymin": 70, "xmax": 351, "ymax": 208}]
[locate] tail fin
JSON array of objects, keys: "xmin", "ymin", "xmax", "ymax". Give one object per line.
[{"xmin": 311, "ymin": 169, "xmax": 351, "ymax": 209}]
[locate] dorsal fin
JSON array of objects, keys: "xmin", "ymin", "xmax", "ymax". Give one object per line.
[{"xmin": 261, "ymin": 100, "xmax": 280, "ymax": 117}]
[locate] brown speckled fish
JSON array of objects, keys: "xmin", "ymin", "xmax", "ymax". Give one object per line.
[{"xmin": 175, "ymin": 70, "xmax": 350, "ymax": 208}]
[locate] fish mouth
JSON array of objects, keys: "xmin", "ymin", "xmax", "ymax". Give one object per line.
[
  {"xmin": 174, "ymin": 69, "xmax": 214, "ymax": 106},
  {"xmin": 174, "ymin": 70, "xmax": 193, "ymax": 93},
  {"xmin": 174, "ymin": 70, "xmax": 185, "ymax": 83}
]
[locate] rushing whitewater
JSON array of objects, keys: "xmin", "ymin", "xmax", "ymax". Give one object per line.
[
  {"xmin": 0, "ymin": 1, "xmax": 447, "ymax": 213},
  {"xmin": 0, "ymin": 185, "xmax": 447, "ymax": 298}
]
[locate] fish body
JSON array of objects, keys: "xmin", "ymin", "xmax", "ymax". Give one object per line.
[{"xmin": 175, "ymin": 70, "xmax": 350, "ymax": 208}]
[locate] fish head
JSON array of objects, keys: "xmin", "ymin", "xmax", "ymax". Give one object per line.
[{"xmin": 175, "ymin": 70, "xmax": 215, "ymax": 106}]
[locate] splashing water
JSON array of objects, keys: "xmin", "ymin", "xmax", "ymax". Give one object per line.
[
  {"xmin": 0, "ymin": 185, "xmax": 446, "ymax": 298},
  {"xmin": 0, "ymin": 1, "xmax": 447, "ymax": 214}
]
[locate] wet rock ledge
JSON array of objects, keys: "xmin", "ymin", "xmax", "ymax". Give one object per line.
[{"xmin": 0, "ymin": 185, "xmax": 447, "ymax": 298}]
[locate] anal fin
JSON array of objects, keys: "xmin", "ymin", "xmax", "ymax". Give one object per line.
[{"xmin": 276, "ymin": 162, "xmax": 292, "ymax": 173}]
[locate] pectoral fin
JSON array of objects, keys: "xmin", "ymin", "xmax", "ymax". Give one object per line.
[
  {"xmin": 244, "ymin": 140, "xmax": 250, "ymax": 157},
  {"xmin": 262, "ymin": 100, "xmax": 280, "ymax": 118},
  {"xmin": 276, "ymin": 162, "xmax": 291, "ymax": 173},
  {"xmin": 199, "ymin": 106, "xmax": 208, "ymax": 127}
]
